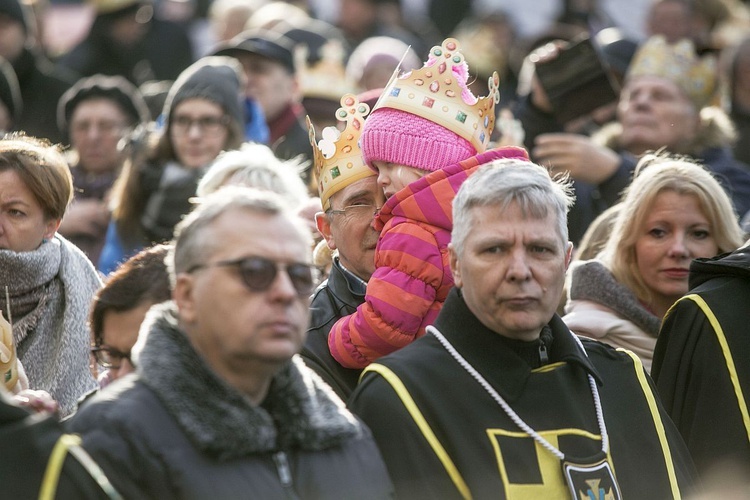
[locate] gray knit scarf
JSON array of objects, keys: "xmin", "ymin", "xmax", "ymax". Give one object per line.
[
  {"xmin": 135, "ymin": 302, "xmax": 366, "ymax": 460},
  {"xmin": 0, "ymin": 235, "xmax": 101, "ymax": 416},
  {"xmin": 568, "ymin": 260, "xmax": 661, "ymax": 336}
]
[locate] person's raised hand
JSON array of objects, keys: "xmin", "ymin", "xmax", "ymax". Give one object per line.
[{"xmin": 533, "ymin": 133, "xmax": 620, "ymax": 184}]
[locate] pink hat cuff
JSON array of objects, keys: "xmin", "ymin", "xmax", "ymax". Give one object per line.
[
  {"xmin": 362, "ymin": 130, "xmax": 474, "ymax": 172},
  {"xmin": 361, "ymin": 108, "xmax": 475, "ymax": 172}
]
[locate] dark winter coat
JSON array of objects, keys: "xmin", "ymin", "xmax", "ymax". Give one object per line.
[
  {"xmin": 652, "ymin": 244, "xmax": 750, "ymax": 477},
  {"xmin": 302, "ymin": 258, "xmax": 366, "ymax": 401},
  {"xmin": 350, "ymin": 288, "xmax": 696, "ymax": 499},
  {"xmin": 0, "ymin": 391, "xmax": 114, "ymax": 499},
  {"xmin": 67, "ymin": 302, "xmax": 394, "ymax": 500}
]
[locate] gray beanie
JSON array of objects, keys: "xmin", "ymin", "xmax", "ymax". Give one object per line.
[{"xmin": 162, "ymin": 56, "xmax": 245, "ymax": 132}]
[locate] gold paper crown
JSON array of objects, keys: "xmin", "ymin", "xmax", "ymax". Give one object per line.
[
  {"xmin": 0, "ymin": 310, "xmax": 17, "ymax": 391},
  {"xmin": 373, "ymin": 38, "xmax": 500, "ymax": 153},
  {"xmin": 295, "ymin": 40, "xmax": 355, "ymax": 102},
  {"xmin": 627, "ymin": 36, "xmax": 718, "ymax": 109},
  {"xmin": 308, "ymin": 94, "xmax": 374, "ymax": 211}
]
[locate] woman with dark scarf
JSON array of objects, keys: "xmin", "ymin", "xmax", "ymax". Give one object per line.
[
  {"xmin": 99, "ymin": 56, "xmax": 246, "ymax": 274},
  {"xmin": 0, "ymin": 134, "xmax": 101, "ymax": 417}
]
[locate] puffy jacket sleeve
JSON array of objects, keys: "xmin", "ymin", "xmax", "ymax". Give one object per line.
[{"xmin": 329, "ymin": 221, "xmax": 445, "ymax": 368}]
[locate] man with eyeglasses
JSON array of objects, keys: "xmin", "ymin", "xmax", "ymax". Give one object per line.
[
  {"xmin": 302, "ymin": 92, "xmax": 386, "ymax": 401},
  {"xmin": 88, "ymin": 244, "xmax": 171, "ymax": 390},
  {"xmin": 68, "ymin": 187, "xmax": 394, "ymax": 499}
]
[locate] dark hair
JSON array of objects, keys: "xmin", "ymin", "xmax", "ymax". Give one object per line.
[{"xmin": 90, "ymin": 243, "xmax": 172, "ymax": 346}]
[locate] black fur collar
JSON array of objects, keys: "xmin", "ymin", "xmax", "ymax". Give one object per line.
[{"xmin": 134, "ymin": 302, "xmax": 364, "ymax": 460}]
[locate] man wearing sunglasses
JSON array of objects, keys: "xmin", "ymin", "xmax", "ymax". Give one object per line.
[{"xmin": 68, "ymin": 187, "xmax": 393, "ymax": 498}]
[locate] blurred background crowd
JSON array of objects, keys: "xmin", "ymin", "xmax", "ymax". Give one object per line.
[{"xmin": 2, "ymin": 0, "xmax": 750, "ymax": 497}]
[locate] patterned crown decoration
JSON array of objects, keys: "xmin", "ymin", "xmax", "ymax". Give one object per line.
[
  {"xmin": 308, "ymin": 93, "xmax": 374, "ymax": 211},
  {"xmin": 373, "ymin": 37, "xmax": 501, "ymax": 153},
  {"xmin": 0, "ymin": 310, "xmax": 17, "ymax": 391},
  {"xmin": 627, "ymin": 35, "xmax": 718, "ymax": 109},
  {"xmin": 295, "ymin": 40, "xmax": 355, "ymax": 102}
]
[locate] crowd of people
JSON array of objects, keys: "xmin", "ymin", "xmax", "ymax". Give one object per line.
[{"xmin": 1, "ymin": 0, "xmax": 750, "ymax": 497}]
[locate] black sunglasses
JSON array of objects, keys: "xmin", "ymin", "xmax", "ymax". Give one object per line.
[
  {"xmin": 91, "ymin": 346, "xmax": 133, "ymax": 369},
  {"xmin": 188, "ymin": 256, "xmax": 318, "ymax": 296}
]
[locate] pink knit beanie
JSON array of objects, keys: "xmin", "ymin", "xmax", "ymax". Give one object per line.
[{"xmin": 361, "ymin": 108, "xmax": 476, "ymax": 172}]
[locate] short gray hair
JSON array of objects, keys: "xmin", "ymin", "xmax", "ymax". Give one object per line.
[
  {"xmin": 168, "ymin": 186, "xmax": 313, "ymax": 285},
  {"xmin": 451, "ymin": 159, "xmax": 574, "ymax": 255},
  {"xmin": 196, "ymin": 142, "xmax": 310, "ymax": 209}
]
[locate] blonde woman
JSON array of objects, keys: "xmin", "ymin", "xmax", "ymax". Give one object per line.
[{"xmin": 563, "ymin": 153, "xmax": 744, "ymax": 372}]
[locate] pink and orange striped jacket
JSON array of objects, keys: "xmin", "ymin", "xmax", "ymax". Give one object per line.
[{"xmin": 328, "ymin": 146, "xmax": 529, "ymax": 369}]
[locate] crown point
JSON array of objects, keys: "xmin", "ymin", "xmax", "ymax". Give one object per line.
[
  {"xmin": 371, "ymin": 36, "xmax": 500, "ymax": 154},
  {"xmin": 344, "ymin": 96, "xmax": 355, "ymax": 106}
]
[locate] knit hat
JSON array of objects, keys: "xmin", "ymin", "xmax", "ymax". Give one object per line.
[
  {"xmin": 162, "ymin": 56, "xmax": 245, "ymax": 133},
  {"xmin": 361, "ymin": 38, "xmax": 500, "ymax": 172},
  {"xmin": 57, "ymin": 74, "xmax": 150, "ymax": 134},
  {"xmin": 362, "ymin": 109, "xmax": 476, "ymax": 172}
]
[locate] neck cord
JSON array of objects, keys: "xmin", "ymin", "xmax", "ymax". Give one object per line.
[{"xmin": 425, "ymin": 325, "xmax": 609, "ymax": 461}]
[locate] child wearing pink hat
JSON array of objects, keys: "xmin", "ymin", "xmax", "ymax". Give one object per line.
[{"xmin": 326, "ymin": 38, "xmax": 529, "ymax": 369}]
